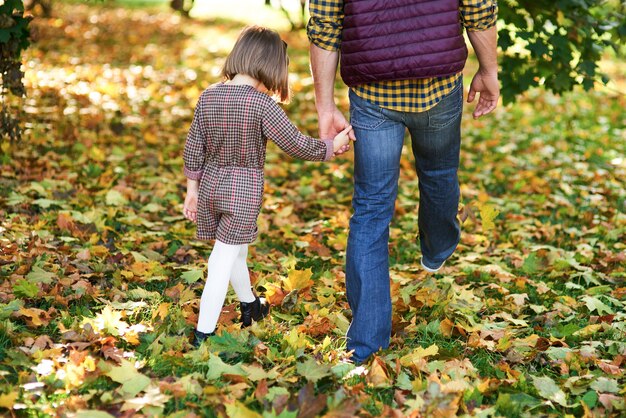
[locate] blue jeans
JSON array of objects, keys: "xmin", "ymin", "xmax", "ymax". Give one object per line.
[{"xmin": 346, "ymin": 81, "xmax": 463, "ymax": 362}]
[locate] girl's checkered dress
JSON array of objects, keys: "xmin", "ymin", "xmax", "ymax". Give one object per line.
[{"xmin": 183, "ymin": 83, "xmax": 334, "ymax": 245}]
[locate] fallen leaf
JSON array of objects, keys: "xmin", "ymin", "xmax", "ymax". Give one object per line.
[{"xmin": 283, "ymin": 268, "xmax": 314, "ymax": 293}]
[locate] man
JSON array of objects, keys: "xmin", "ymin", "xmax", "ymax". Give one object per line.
[{"xmin": 307, "ymin": 0, "xmax": 499, "ymax": 363}]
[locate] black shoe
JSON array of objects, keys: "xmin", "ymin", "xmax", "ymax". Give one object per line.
[
  {"xmin": 240, "ymin": 296, "xmax": 270, "ymax": 327},
  {"xmin": 192, "ymin": 329, "xmax": 215, "ymax": 348}
]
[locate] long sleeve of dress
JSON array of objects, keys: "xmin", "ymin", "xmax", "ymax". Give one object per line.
[
  {"xmin": 262, "ymin": 99, "xmax": 333, "ymax": 162},
  {"xmin": 183, "ymin": 96, "xmax": 207, "ymax": 180}
]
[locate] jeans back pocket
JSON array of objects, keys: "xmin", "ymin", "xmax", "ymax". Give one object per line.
[
  {"xmin": 349, "ymin": 91, "xmax": 387, "ymax": 130},
  {"xmin": 427, "ymin": 83, "xmax": 463, "ymax": 129}
]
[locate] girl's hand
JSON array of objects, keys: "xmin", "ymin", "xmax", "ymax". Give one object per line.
[
  {"xmin": 333, "ymin": 125, "xmax": 354, "ymax": 154},
  {"xmin": 183, "ymin": 191, "xmax": 198, "ymax": 223}
]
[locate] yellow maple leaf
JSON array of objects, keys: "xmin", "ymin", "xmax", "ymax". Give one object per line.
[
  {"xmin": 283, "ymin": 268, "xmax": 313, "ymax": 292},
  {"xmin": 400, "ymin": 344, "xmax": 439, "ymax": 367},
  {"xmin": 89, "ymin": 146, "xmax": 106, "ymax": 162},
  {"xmin": 284, "ymin": 329, "xmax": 310, "ymax": 351},
  {"xmin": 17, "ymin": 308, "xmax": 49, "ymax": 327},
  {"xmin": 123, "ymin": 330, "xmax": 140, "ymax": 345},
  {"xmin": 225, "ymin": 401, "xmax": 262, "ymax": 418},
  {"xmin": 90, "ymin": 245, "xmax": 110, "ymax": 257},
  {"xmin": 83, "ymin": 356, "xmax": 97, "ymax": 372},
  {"xmin": 144, "ymin": 131, "xmax": 159, "ymax": 145},
  {"xmin": 93, "ymin": 306, "xmax": 128, "ymax": 336},
  {"xmin": 0, "ymin": 391, "xmax": 18, "ymax": 409},
  {"xmin": 152, "ymin": 303, "xmax": 170, "ymax": 321},
  {"xmin": 64, "ymin": 362, "xmax": 86, "ymax": 390},
  {"xmin": 439, "ymin": 318, "xmax": 455, "ymax": 337},
  {"xmin": 478, "ymin": 203, "xmax": 500, "ymax": 232}
]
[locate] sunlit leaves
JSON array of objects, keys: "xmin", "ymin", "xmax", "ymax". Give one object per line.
[
  {"xmin": 400, "ymin": 344, "xmax": 439, "ymax": 368},
  {"xmin": 498, "ymin": 1, "xmax": 623, "ymax": 102},
  {"xmin": 91, "ymin": 306, "xmax": 127, "ymax": 337}
]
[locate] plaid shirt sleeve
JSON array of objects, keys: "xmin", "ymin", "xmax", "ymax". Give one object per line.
[
  {"xmin": 183, "ymin": 94, "xmax": 207, "ymax": 180},
  {"xmin": 262, "ymin": 99, "xmax": 333, "ymax": 162},
  {"xmin": 460, "ymin": 0, "xmax": 498, "ymax": 32},
  {"xmin": 307, "ymin": 0, "xmax": 344, "ymax": 51}
]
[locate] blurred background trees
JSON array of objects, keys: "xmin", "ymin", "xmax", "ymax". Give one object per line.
[
  {"xmin": 1, "ymin": 0, "xmax": 624, "ymax": 142},
  {"xmin": 498, "ymin": 0, "xmax": 625, "ymax": 102},
  {"xmin": 0, "ymin": 0, "xmax": 30, "ymax": 142}
]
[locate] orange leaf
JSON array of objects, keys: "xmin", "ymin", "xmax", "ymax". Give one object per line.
[
  {"xmin": 265, "ymin": 283, "xmax": 286, "ymax": 306},
  {"xmin": 597, "ymin": 361, "xmax": 622, "ymax": 376},
  {"xmin": 254, "ymin": 379, "xmax": 269, "ymax": 401},
  {"xmin": 368, "ymin": 356, "xmax": 391, "ymax": 387},
  {"xmin": 57, "ymin": 212, "xmax": 76, "ymax": 232},
  {"xmin": 439, "ymin": 318, "xmax": 455, "ymax": 337}
]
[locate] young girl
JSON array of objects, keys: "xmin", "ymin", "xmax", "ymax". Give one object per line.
[{"xmin": 182, "ymin": 26, "xmax": 352, "ymax": 346}]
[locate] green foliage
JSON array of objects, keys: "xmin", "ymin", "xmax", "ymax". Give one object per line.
[
  {"xmin": 0, "ymin": 0, "xmax": 30, "ymax": 142},
  {"xmin": 498, "ymin": 0, "xmax": 625, "ymax": 103},
  {"xmin": 12, "ymin": 279, "xmax": 38, "ymax": 298}
]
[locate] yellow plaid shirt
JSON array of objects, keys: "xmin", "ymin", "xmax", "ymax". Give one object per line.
[{"xmin": 307, "ymin": 0, "xmax": 498, "ymax": 112}]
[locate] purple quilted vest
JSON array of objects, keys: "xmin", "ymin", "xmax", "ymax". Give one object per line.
[{"xmin": 340, "ymin": 0, "xmax": 468, "ymax": 86}]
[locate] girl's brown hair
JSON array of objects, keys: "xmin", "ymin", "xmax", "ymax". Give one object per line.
[{"xmin": 222, "ymin": 26, "xmax": 290, "ymax": 102}]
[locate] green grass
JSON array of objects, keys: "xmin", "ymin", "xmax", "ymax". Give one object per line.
[
  {"xmin": 467, "ymin": 348, "xmax": 502, "ymax": 378},
  {"xmin": 0, "ymin": 324, "xmax": 14, "ymax": 362}
]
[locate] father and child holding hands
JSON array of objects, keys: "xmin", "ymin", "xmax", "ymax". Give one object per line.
[{"xmin": 182, "ymin": 0, "xmax": 498, "ymax": 364}]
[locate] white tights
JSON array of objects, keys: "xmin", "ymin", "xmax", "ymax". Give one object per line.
[{"xmin": 196, "ymin": 240, "xmax": 256, "ymax": 334}]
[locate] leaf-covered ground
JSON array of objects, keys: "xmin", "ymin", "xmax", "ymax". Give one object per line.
[{"xmin": 1, "ymin": 2, "xmax": 625, "ymax": 417}]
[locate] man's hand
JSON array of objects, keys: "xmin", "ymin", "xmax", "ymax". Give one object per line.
[
  {"xmin": 310, "ymin": 44, "xmax": 354, "ymax": 154},
  {"xmin": 467, "ymin": 25, "xmax": 499, "ymax": 120},
  {"xmin": 467, "ymin": 69, "xmax": 499, "ymax": 119},
  {"xmin": 319, "ymin": 106, "xmax": 354, "ymax": 139},
  {"xmin": 319, "ymin": 106, "xmax": 355, "ymax": 155}
]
